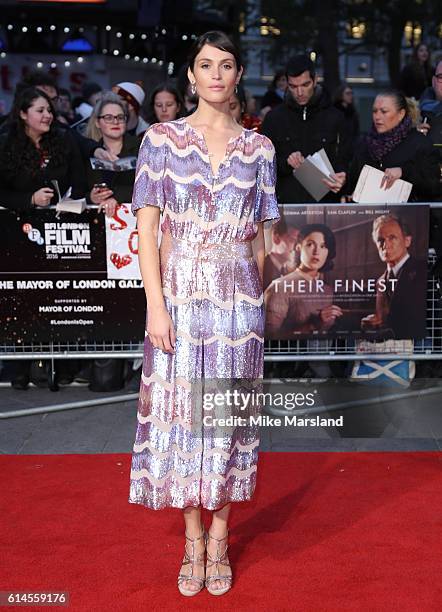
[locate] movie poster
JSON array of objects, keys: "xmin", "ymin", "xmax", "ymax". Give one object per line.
[
  {"xmin": 263, "ymin": 204, "xmax": 429, "ymax": 341},
  {"xmin": 0, "ymin": 208, "xmax": 145, "ymax": 344}
]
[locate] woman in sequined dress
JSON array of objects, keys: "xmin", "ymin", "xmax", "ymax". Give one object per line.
[{"xmin": 128, "ymin": 31, "xmax": 280, "ymax": 596}]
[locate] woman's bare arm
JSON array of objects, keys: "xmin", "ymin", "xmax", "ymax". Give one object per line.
[
  {"xmin": 136, "ymin": 206, "xmax": 175, "ymax": 353},
  {"xmin": 252, "ymin": 222, "xmax": 265, "ymax": 283}
]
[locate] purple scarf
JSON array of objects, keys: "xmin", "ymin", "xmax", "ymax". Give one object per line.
[{"xmin": 365, "ymin": 115, "xmax": 412, "ymax": 163}]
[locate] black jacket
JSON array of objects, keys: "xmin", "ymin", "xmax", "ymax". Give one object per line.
[
  {"xmin": 0, "ymin": 128, "xmax": 88, "ymax": 212},
  {"xmin": 261, "ymin": 87, "xmax": 352, "ymax": 203},
  {"xmin": 420, "ymin": 88, "xmax": 442, "ymax": 157},
  {"xmin": 333, "ymin": 101, "xmax": 360, "ymax": 146},
  {"xmin": 85, "ymin": 134, "xmax": 140, "ymax": 205},
  {"xmin": 0, "ymin": 115, "xmax": 100, "ymax": 161},
  {"xmin": 398, "ymin": 64, "xmax": 432, "ymax": 100},
  {"xmin": 260, "ymin": 89, "xmax": 284, "ymax": 111},
  {"xmin": 347, "ymin": 129, "xmax": 441, "ymax": 202},
  {"xmin": 377, "ymin": 257, "xmax": 427, "ymax": 339}
]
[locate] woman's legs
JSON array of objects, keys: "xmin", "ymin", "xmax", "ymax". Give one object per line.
[
  {"xmin": 206, "ymin": 502, "xmax": 232, "ymax": 591},
  {"xmin": 180, "ymin": 506, "xmax": 205, "ymax": 592}
]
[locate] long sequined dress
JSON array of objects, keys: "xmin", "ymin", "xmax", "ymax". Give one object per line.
[{"xmin": 129, "ymin": 117, "xmax": 280, "ymax": 511}]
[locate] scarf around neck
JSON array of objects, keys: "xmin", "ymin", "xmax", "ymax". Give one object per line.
[{"xmin": 365, "ymin": 115, "xmax": 412, "ymax": 162}]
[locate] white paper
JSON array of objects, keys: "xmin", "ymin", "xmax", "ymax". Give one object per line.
[
  {"xmin": 353, "ymin": 165, "xmax": 412, "ymax": 204},
  {"xmin": 55, "ymin": 198, "xmax": 86, "ymax": 214},
  {"xmin": 308, "ymin": 151, "xmax": 331, "ymax": 177},
  {"xmin": 292, "ymin": 148, "xmax": 336, "ymax": 201}
]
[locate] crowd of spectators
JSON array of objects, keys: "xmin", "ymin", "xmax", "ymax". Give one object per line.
[{"xmin": 1, "ymin": 42, "xmax": 442, "ymax": 388}]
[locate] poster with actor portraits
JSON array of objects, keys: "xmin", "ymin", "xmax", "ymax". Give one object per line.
[{"xmin": 263, "ymin": 204, "xmax": 429, "ymax": 341}]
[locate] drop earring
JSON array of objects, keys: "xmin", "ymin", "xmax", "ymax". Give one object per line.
[
  {"xmin": 191, "ymin": 82, "xmax": 196, "ymax": 95},
  {"xmin": 235, "ymin": 84, "xmax": 238, "ymax": 94}
]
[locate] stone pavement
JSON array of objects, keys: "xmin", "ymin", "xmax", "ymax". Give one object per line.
[{"xmin": 1, "ymin": 377, "xmax": 441, "ymax": 455}]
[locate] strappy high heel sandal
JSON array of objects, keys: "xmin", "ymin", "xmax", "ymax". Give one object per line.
[
  {"xmin": 177, "ymin": 530, "xmax": 206, "ymax": 597},
  {"xmin": 205, "ymin": 530, "xmax": 232, "ymax": 596}
]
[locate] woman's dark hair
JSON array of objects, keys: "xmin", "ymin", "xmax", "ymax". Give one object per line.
[
  {"xmin": 231, "ymin": 82, "xmax": 247, "ymax": 114},
  {"xmin": 187, "ymin": 30, "xmax": 243, "ymax": 72},
  {"xmin": 1, "ymin": 87, "xmax": 66, "ymax": 178},
  {"xmin": 271, "ymin": 69, "xmax": 286, "ymax": 89},
  {"xmin": 295, "ymin": 223, "xmax": 336, "ymax": 272},
  {"xmin": 147, "ymin": 82, "xmax": 184, "ymax": 123},
  {"xmin": 332, "ymin": 82, "xmax": 351, "ymax": 105},
  {"xmin": 375, "ymin": 89, "xmax": 411, "ymax": 117},
  {"xmin": 411, "ymin": 43, "xmax": 430, "ymax": 66}
]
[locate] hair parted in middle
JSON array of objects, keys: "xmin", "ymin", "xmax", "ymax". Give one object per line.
[
  {"xmin": 86, "ymin": 91, "xmax": 128, "ymax": 141},
  {"xmin": 295, "ymin": 223, "xmax": 336, "ymax": 272},
  {"xmin": 187, "ymin": 30, "xmax": 243, "ymax": 72}
]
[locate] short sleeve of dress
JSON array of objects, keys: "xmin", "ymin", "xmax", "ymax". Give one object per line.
[
  {"xmin": 254, "ymin": 136, "xmax": 280, "ymax": 224},
  {"xmin": 131, "ymin": 123, "xmax": 167, "ymax": 215}
]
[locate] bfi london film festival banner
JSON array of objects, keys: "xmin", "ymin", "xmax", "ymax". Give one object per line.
[
  {"xmin": 263, "ymin": 204, "xmax": 429, "ymax": 341},
  {"xmin": 0, "ymin": 206, "xmax": 145, "ymax": 344}
]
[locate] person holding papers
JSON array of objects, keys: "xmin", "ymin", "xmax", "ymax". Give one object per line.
[
  {"xmin": 261, "ymin": 55, "xmax": 351, "ymax": 203},
  {"xmin": 346, "ymin": 90, "xmax": 440, "ymax": 202}
]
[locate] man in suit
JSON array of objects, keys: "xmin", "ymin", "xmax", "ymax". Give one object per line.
[{"xmin": 361, "ymin": 214, "xmax": 427, "ymax": 339}]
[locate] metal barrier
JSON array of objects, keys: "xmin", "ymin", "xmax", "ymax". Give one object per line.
[
  {"xmin": 1, "ymin": 261, "xmax": 441, "ymax": 362},
  {"xmin": 1, "ymin": 203, "xmax": 441, "ymax": 418},
  {"xmin": 1, "ymin": 204, "xmax": 441, "ymax": 363}
]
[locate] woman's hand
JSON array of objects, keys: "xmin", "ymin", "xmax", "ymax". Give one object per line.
[
  {"xmin": 323, "ymin": 172, "xmax": 346, "ymax": 193},
  {"xmin": 94, "ymin": 147, "xmax": 119, "ymax": 162},
  {"xmin": 98, "ymin": 197, "xmax": 118, "ymax": 217},
  {"xmin": 381, "ymin": 167, "xmax": 402, "ymax": 190},
  {"xmin": 32, "ymin": 187, "xmax": 54, "ymax": 207},
  {"xmin": 147, "ymin": 306, "xmax": 176, "ymax": 354},
  {"xmin": 319, "ymin": 304, "xmax": 343, "ymax": 326},
  {"xmin": 90, "ymin": 185, "xmax": 114, "ymax": 205}
]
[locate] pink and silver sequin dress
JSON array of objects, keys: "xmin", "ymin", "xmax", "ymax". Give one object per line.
[{"xmin": 129, "ymin": 117, "xmax": 280, "ymax": 510}]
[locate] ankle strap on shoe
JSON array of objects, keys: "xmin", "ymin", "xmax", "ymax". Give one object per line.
[
  {"xmin": 207, "ymin": 529, "xmax": 228, "ymax": 543},
  {"xmin": 184, "ymin": 529, "xmax": 205, "ymax": 543}
]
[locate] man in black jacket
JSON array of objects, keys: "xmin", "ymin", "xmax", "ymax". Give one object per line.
[
  {"xmin": 261, "ymin": 55, "xmax": 350, "ymax": 203},
  {"xmin": 361, "ymin": 214, "xmax": 427, "ymax": 339}
]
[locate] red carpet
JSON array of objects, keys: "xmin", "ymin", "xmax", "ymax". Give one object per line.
[{"xmin": 1, "ymin": 452, "xmax": 441, "ymax": 612}]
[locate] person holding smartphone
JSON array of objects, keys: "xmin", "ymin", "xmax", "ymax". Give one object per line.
[
  {"xmin": 0, "ymin": 87, "xmax": 87, "ymax": 211},
  {"xmin": 86, "ymin": 91, "xmax": 140, "ymax": 217}
]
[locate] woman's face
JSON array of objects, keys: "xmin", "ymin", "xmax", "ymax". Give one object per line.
[
  {"xmin": 276, "ymin": 75, "xmax": 288, "ymax": 91},
  {"xmin": 187, "ymin": 43, "xmax": 242, "ymax": 104},
  {"xmin": 154, "ymin": 90, "xmax": 180, "ymax": 122},
  {"xmin": 417, "ymin": 44, "xmax": 429, "ymax": 63},
  {"xmin": 96, "ymin": 103, "xmax": 126, "ymax": 139},
  {"xmin": 20, "ymin": 96, "xmax": 53, "ymax": 136},
  {"xmin": 342, "ymin": 87, "xmax": 353, "ymax": 105},
  {"xmin": 229, "ymin": 94, "xmax": 242, "ymax": 122},
  {"xmin": 298, "ymin": 231, "xmax": 329, "ymax": 272},
  {"xmin": 372, "ymin": 95, "xmax": 405, "ymax": 133}
]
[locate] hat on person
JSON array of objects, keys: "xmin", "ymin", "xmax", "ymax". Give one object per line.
[{"xmin": 112, "ymin": 82, "xmax": 145, "ymax": 112}]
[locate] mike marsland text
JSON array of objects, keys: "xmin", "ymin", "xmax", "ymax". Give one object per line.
[{"xmin": 202, "ymin": 414, "xmax": 344, "ymax": 427}]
